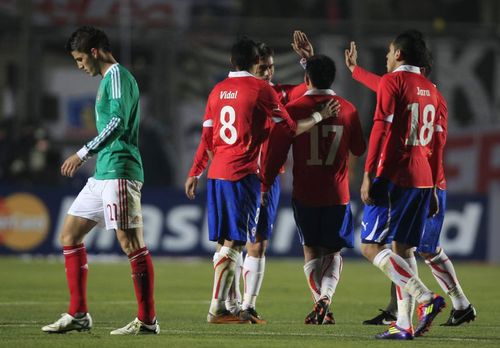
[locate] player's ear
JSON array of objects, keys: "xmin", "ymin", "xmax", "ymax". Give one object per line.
[
  {"xmin": 394, "ymin": 48, "xmax": 402, "ymax": 61},
  {"xmin": 90, "ymin": 47, "xmax": 98, "ymax": 59}
]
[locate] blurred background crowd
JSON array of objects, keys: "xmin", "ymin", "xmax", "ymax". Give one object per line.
[{"xmin": 0, "ymin": 0, "xmax": 499, "ymax": 193}]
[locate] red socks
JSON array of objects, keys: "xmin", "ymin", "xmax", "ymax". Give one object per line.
[
  {"xmin": 128, "ymin": 247, "xmax": 156, "ymax": 324},
  {"xmin": 63, "ymin": 244, "xmax": 88, "ymax": 316}
]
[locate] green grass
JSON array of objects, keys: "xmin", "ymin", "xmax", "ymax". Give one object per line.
[{"xmin": 0, "ymin": 257, "xmax": 499, "ymax": 347}]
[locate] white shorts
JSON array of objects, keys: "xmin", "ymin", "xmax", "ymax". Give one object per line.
[{"xmin": 68, "ymin": 177, "xmax": 143, "ymax": 230}]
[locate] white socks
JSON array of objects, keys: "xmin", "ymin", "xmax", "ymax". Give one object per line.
[
  {"xmin": 213, "ymin": 251, "xmax": 243, "ymax": 315},
  {"xmin": 242, "ymin": 256, "xmax": 266, "ymax": 310},
  {"xmin": 373, "ymin": 249, "xmax": 432, "ymax": 304},
  {"xmin": 396, "ymin": 256, "xmax": 418, "ymax": 330},
  {"xmin": 303, "ymin": 254, "xmax": 342, "ymax": 303},
  {"xmin": 303, "ymin": 258, "xmax": 322, "ymax": 302},
  {"xmin": 209, "ymin": 247, "xmax": 239, "ymax": 315},
  {"xmin": 320, "ymin": 254, "xmax": 342, "ymax": 301},
  {"xmin": 425, "ymin": 249, "xmax": 470, "ymax": 310}
]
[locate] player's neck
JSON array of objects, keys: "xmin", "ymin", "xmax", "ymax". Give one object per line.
[{"xmin": 99, "ymin": 54, "xmax": 118, "ymax": 76}]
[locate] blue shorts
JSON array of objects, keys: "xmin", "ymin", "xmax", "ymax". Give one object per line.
[
  {"xmin": 417, "ymin": 189, "xmax": 446, "ymax": 253},
  {"xmin": 292, "ymin": 200, "xmax": 354, "ymax": 250},
  {"xmin": 207, "ymin": 175, "xmax": 261, "ymax": 243},
  {"xmin": 361, "ymin": 178, "xmax": 432, "ymax": 247},
  {"xmin": 256, "ymin": 177, "xmax": 280, "ymax": 239}
]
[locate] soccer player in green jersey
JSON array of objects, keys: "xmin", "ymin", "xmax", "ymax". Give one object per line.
[{"xmin": 42, "ymin": 26, "xmax": 159, "ymax": 335}]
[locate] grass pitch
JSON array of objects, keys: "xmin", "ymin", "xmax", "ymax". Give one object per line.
[{"xmin": 0, "ymin": 257, "xmax": 499, "ymax": 347}]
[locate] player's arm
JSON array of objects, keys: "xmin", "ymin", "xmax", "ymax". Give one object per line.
[
  {"xmin": 345, "ymin": 41, "xmax": 381, "ymax": 93},
  {"xmin": 429, "ymin": 97, "xmax": 447, "ymax": 186},
  {"xmin": 75, "ymin": 78, "xmax": 129, "ymax": 163},
  {"xmin": 62, "ymin": 82, "xmax": 127, "ymax": 177},
  {"xmin": 186, "ymin": 101, "xmax": 214, "ymax": 200},
  {"xmin": 428, "ymin": 97, "xmax": 447, "ymax": 217},
  {"xmin": 62, "ymin": 115, "xmax": 123, "ymax": 177},
  {"xmin": 295, "ymin": 100, "xmax": 340, "ymax": 136},
  {"xmin": 273, "ymin": 31, "xmax": 312, "ymax": 105},
  {"xmin": 361, "ymin": 76, "xmax": 396, "ymax": 204},
  {"xmin": 185, "ymin": 140, "xmax": 210, "ymax": 200}
]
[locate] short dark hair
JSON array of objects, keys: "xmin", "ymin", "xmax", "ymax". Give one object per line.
[
  {"xmin": 230, "ymin": 37, "xmax": 259, "ymax": 71},
  {"xmin": 305, "ymin": 55, "xmax": 336, "ymax": 89},
  {"xmin": 392, "ymin": 29, "xmax": 428, "ymax": 67},
  {"xmin": 66, "ymin": 26, "xmax": 111, "ymax": 53},
  {"xmin": 421, "ymin": 48, "xmax": 433, "ymax": 77},
  {"xmin": 256, "ymin": 42, "xmax": 274, "ymax": 60}
]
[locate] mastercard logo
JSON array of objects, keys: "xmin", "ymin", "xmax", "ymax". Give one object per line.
[{"xmin": 0, "ymin": 193, "xmax": 50, "ymax": 251}]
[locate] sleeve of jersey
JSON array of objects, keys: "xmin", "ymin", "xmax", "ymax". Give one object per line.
[
  {"xmin": 352, "ymin": 66, "xmax": 381, "ymax": 93},
  {"xmin": 287, "ymin": 83, "xmax": 308, "ymax": 102},
  {"xmin": 430, "ymin": 97, "xmax": 448, "ymax": 185},
  {"xmin": 364, "ymin": 76, "xmax": 396, "ymax": 173},
  {"xmin": 258, "ymin": 86, "xmax": 297, "ymax": 191},
  {"xmin": 348, "ymin": 107, "xmax": 367, "ymax": 156},
  {"xmin": 200, "ymin": 97, "xmax": 214, "ymax": 152},
  {"xmin": 77, "ymin": 88, "xmax": 126, "ymax": 161},
  {"xmin": 188, "ymin": 140, "xmax": 210, "ymax": 178}
]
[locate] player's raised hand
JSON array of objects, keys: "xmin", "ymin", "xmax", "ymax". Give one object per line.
[
  {"xmin": 345, "ymin": 41, "xmax": 358, "ymax": 73},
  {"xmin": 292, "ymin": 30, "xmax": 314, "ymax": 59},
  {"xmin": 318, "ymin": 99, "xmax": 341, "ymax": 120},
  {"xmin": 185, "ymin": 176, "xmax": 199, "ymax": 200},
  {"xmin": 61, "ymin": 153, "xmax": 83, "ymax": 177}
]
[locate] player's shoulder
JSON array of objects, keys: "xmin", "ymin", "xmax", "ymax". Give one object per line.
[{"xmin": 334, "ymin": 95, "xmax": 356, "ymax": 111}]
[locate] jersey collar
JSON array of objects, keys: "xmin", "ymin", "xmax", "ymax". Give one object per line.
[
  {"xmin": 103, "ymin": 63, "xmax": 119, "ymax": 77},
  {"xmin": 393, "ymin": 65, "xmax": 421, "ymax": 74},
  {"xmin": 228, "ymin": 71, "xmax": 255, "ymax": 78},
  {"xmin": 304, "ymin": 88, "xmax": 336, "ymax": 96}
]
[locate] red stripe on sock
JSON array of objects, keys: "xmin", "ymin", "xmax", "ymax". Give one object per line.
[
  {"xmin": 308, "ymin": 271, "xmax": 320, "ymax": 295},
  {"xmin": 389, "ymin": 256, "xmax": 413, "ymax": 279},
  {"xmin": 214, "ymin": 268, "xmax": 228, "ymax": 299},
  {"xmin": 396, "ymin": 285, "xmax": 403, "ymax": 300}
]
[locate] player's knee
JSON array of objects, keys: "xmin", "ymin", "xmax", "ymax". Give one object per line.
[
  {"xmin": 419, "ymin": 251, "xmax": 436, "ymax": 260},
  {"xmin": 360, "ymin": 243, "xmax": 378, "ymax": 261},
  {"xmin": 59, "ymin": 231, "xmax": 79, "ymax": 246}
]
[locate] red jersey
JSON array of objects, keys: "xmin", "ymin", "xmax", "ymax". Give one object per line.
[
  {"xmin": 273, "ymin": 82, "xmax": 308, "ymax": 104},
  {"xmin": 352, "ymin": 66, "xmax": 381, "ymax": 93},
  {"xmin": 365, "ymin": 65, "xmax": 440, "ymax": 188},
  {"xmin": 201, "ymin": 71, "xmax": 296, "ymax": 181},
  {"xmin": 352, "ymin": 65, "xmax": 447, "ymax": 189},
  {"xmin": 286, "ymin": 90, "xmax": 366, "ymax": 206},
  {"xmin": 188, "ymin": 82, "xmax": 300, "ymax": 178}
]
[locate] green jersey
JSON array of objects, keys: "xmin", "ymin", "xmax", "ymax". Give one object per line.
[{"xmin": 82, "ymin": 64, "xmax": 144, "ymax": 182}]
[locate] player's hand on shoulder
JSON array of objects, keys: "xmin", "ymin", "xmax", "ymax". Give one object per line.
[
  {"xmin": 185, "ymin": 176, "xmax": 199, "ymax": 200},
  {"xmin": 61, "ymin": 154, "xmax": 83, "ymax": 177},
  {"xmin": 344, "ymin": 41, "xmax": 358, "ymax": 73},
  {"xmin": 318, "ymin": 99, "xmax": 341, "ymax": 120}
]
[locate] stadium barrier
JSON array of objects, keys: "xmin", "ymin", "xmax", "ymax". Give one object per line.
[{"xmin": 0, "ymin": 187, "xmax": 489, "ymax": 260}]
